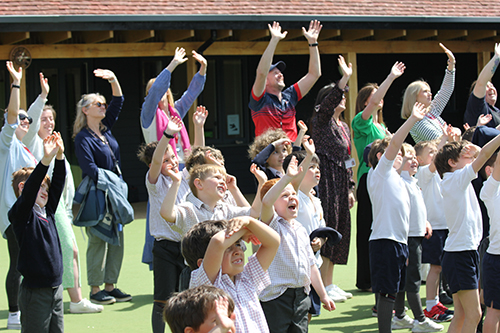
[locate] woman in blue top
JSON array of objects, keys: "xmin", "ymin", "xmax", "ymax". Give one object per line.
[{"xmin": 73, "ymin": 69, "xmax": 131, "ymax": 305}]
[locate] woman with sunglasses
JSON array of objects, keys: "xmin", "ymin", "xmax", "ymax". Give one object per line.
[
  {"xmin": 0, "ymin": 61, "xmax": 40, "ymax": 329},
  {"xmin": 309, "ymin": 55, "xmax": 356, "ymax": 303},
  {"xmin": 22, "ymin": 75, "xmax": 104, "ymax": 314},
  {"xmin": 73, "ymin": 69, "xmax": 132, "ymax": 305}
]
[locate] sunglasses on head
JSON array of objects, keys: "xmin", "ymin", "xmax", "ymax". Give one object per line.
[
  {"xmin": 19, "ymin": 114, "xmax": 33, "ymax": 124},
  {"xmin": 92, "ymin": 102, "xmax": 108, "ymax": 109}
]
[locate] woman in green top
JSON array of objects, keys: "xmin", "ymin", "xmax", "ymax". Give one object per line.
[{"xmin": 351, "ymin": 62, "xmax": 405, "ymax": 294}]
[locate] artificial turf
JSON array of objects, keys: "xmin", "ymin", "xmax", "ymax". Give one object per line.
[{"xmin": 0, "ymin": 201, "xmax": 452, "ymax": 332}]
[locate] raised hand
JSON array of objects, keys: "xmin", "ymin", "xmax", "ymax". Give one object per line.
[
  {"xmin": 302, "ymin": 137, "xmax": 316, "ymax": 156},
  {"xmin": 205, "ymin": 150, "xmax": 224, "ymax": 167},
  {"xmin": 285, "ymin": 155, "xmax": 301, "ymax": 178},
  {"xmin": 173, "ymin": 47, "xmax": 188, "ymax": 65},
  {"xmin": 225, "ymin": 216, "xmax": 250, "ymax": 237},
  {"xmin": 165, "ymin": 164, "xmax": 182, "ymax": 182},
  {"xmin": 250, "ymin": 163, "xmax": 268, "ymax": 184},
  {"xmin": 6, "ymin": 61, "xmax": 22, "ymax": 83},
  {"xmin": 389, "ymin": 61, "xmax": 406, "ymax": 79},
  {"xmin": 439, "ymin": 43, "xmax": 455, "ymax": 70},
  {"xmin": 338, "ymin": 55, "xmax": 353, "ymax": 78},
  {"xmin": 43, "ymin": 133, "xmax": 59, "ymax": 160},
  {"xmin": 93, "ymin": 69, "xmax": 117, "ymax": 82},
  {"xmin": 495, "ymin": 43, "xmax": 500, "ymax": 58},
  {"xmin": 39, "ymin": 72, "xmax": 49, "ymax": 97},
  {"xmin": 268, "ymin": 21, "xmax": 287, "ymax": 41},
  {"xmin": 272, "ymin": 138, "xmax": 291, "ymax": 149},
  {"xmin": 302, "ymin": 20, "xmax": 322, "ymax": 43},
  {"xmin": 213, "ymin": 297, "xmax": 236, "ymax": 333},
  {"xmin": 463, "ymin": 123, "xmax": 471, "ymax": 131},
  {"xmin": 192, "ymin": 50, "xmax": 207, "ymax": 67},
  {"xmin": 226, "ymin": 174, "xmax": 237, "ymax": 191},
  {"xmin": 297, "ymin": 120, "xmax": 308, "ymax": 133},
  {"xmin": 193, "ymin": 105, "xmax": 209, "ymax": 128},
  {"xmin": 165, "ymin": 116, "xmax": 183, "ymax": 137},
  {"xmin": 411, "ymin": 102, "xmax": 428, "ymax": 121},
  {"xmin": 477, "ymin": 114, "xmax": 493, "ymax": 126},
  {"xmin": 461, "ymin": 144, "xmax": 480, "ymax": 159},
  {"xmin": 53, "ymin": 131, "xmax": 65, "ymax": 159}
]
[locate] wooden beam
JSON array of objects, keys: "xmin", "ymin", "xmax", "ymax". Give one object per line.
[
  {"xmin": 284, "ymin": 29, "xmax": 304, "ymax": 40},
  {"xmin": 438, "ymin": 30, "xmax": 468, "ymax": 40},
  {"xmin": 160, "ymin": 30, "xmax": 195, "ymax": 42},
  {"xmin": 39, "ymin": 31, "xmax": 72, "ymax": 44},
  {"xmin": 215, "ymin": 30, "xmax": 233, "ymax": 40},
  {"xmin": 234, "ymin": 29, "xmax": 269, "ymax": 41},
  {"xmin": 0, "ymin": 41, "xmax": 496, "ymax": 60},
  {"xmin": 467, "ymin": 30, "xmax": 497, "ymax": 41},
  {"xmin": 187, "ymin": 59, "xmax": 198, "ymax": 143},
  {"xmin": 196, "ymin": 30, "xmax": 233, "ymax": 41},
  {"xmin": 374, "ymin": 29, "xmax": 406, "ymax": 41},
  {"xmin": 406, "ymin": 30, "xmax": 437, "ymax": 41},
  {"xmin": 342, "ymin": 30, "xmax": 374, "ymax": 41},
  {"xmin": 123, "ymin": 30, "xmax": 155, "ymax": 43},
  {"xmin": 0, "ymin": 32, "xmax": 30, "ymax": 45},
  {"xmin": 478, "ymin": 52, "xmax": 491, "ymax": 76},
  {"xmin": 318, "ymin": 29, "xmax": 341, "ymax": 41},
  {"xmin": 80, "ymin": 31, "xmax": 114, "ymax": 44}
]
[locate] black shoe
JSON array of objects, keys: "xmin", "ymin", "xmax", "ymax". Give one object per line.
[
  {"xmin": 439, "ymin": 292, "xmax": 453, "ymax": 305},
  {"xmin": 105, "ymin": 288, "xmax": 132, "ymax": 302},
  {"xmin": 90, "ymin": 290, "xmax": 116, "ymax": 305}
]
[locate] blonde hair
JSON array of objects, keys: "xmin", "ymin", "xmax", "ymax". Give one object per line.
[
  {"xmin": 72, "ymin": 93, "xmax": 107, "ymax": 138},
  {"xmin": 248, "ymin": 128, "xmax": 292, "ymax": 160},
  {"xmin": 189, "ymin": 164, "xmax": 227, "ymax": 197},
  {"xmin": 401, "ymin": 80, "xmax": 430, "ymax": 119},
  {"xmin": 414, "ymin": 140, "xmax": 437, "ymax": 157},
  {"xmin": 402, "ymin": 143, "xmax": 415, "ymax": 157}
]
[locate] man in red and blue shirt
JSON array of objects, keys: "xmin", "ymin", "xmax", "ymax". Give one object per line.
[{"xmin": 249, "ymin": 20, "xmax": 322, "ymax": 141}]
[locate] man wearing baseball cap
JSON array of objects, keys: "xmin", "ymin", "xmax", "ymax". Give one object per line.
[{"xmin": 249, "ymin": 20, "xmax": 322, "ymax": 141}]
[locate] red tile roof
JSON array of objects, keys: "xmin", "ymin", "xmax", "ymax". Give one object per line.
[{"xmin": 0, "ymin": 0, "xmax": 499, "ymax": 17}]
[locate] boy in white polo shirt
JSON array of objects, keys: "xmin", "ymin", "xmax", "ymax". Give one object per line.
[
  {"xmin": 434, "ymin": 133, "xmax": 500, "ymax": 333},
  {"xmin": 367, "ymin": 102, "xmax": 427, "ymax": 332}
]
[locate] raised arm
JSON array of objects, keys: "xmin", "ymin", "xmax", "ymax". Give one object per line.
[
  {"xmin": 296, "ymin": 20, "xmax": 322, "ymax": 97},
  {"xmin": 192, "ymin": 50, "xmax": 207, "ymax": 76},
  {"xmin": 159, "ymin": 167, "xmax": 182, "ymax": 223},
  {"xmin": 472, "ymin": 133, "xmax": 500, "ymax": 173},
  {"xmin": 386, "ymin": 103, "xmax": 427, "ymax": 161},
  {"xmin": 361, "ymin": 61, "xmax": 405, "ymax": 121},
  {"xmin": 6, "ymin": 61, "xmax": 22, "ymax": 125},
  {"xmin": 193, "ymin": 105, "xmax": 208, "ymax": 147},
  {"xmin": 291, "ymin": 137, "xmax": 315, "ymax": 191},
  {"xmin": 94, "ymin": 69, "xmax": 122, "ymax": 97},
  {"xmin": 261, "ymin": 156, "xmax": 301, "ymax": 224},
  {"xmin": 23, "ymin": 72, "xmax": 49, "ymax": 147},
  {"xmin": 251, "ymin": 22, "xmax": 287, "ymax": 98},
  {"xmin": 173, "ymin": 52, "xmax": 207, "ymax": 118},
  {"xmin": 148, "ymin": 116, "xmax": 182, "ymax": 185},
  {"xmin": 293, "ymin": 120, "xmax": 308, "ymax": 148},
  {"xmin": 337, "ymin": 55, "xmax": 352, "ymax": 91},
  {"xmin": 473, "ymin": 43, "xmax": 500, "ymax": 99}
]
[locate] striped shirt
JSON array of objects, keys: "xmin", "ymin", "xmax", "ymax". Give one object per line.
[
  {"xmin": 190, "ymin": 255, "xmax": 271, "ymax": 333},
  {"xmin": 259, "ymin": 214, "xmax": 316, "ymax": 302},
  {"xmin": 410, "ymin": 69, "xmax": 455, "ymax": 143}
]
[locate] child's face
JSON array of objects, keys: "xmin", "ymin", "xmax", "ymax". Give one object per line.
[
  {"xmin": 416, "ymin": 145, "xmax": 437, "ymax": 167},
  {"xmin": 160, "ymin": 146, "xmax": 179, "ymax": 176},
  {"xmin": 200, "ymin": 171, "xmax": 227, "ymax": 199},
  {"xmin": 36, "ymin": 182, "xmax": 49, "ymax": 208},
  {"xmin": 302, "ymin": 162, "xmax": 320, "ymax": 188},
  {"xmin": 221, "ymin": 239, "xmax": 245, "ymax": 281},
  {"xmin": 402, "ymin": 152, "xmax": 419, "ymax": 176},
  {"xmin": 451, "ymin": 154, "xmax": 474, "ymax": 171},
  {"xmin": 274, "ymin": 184, "xmax": 299, "ymax": 221},
  {"xmin": 267, "ymin": 145, "xmax": 288, "ymax": 170}
]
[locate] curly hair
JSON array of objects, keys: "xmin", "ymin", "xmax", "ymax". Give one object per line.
[{"xmin": 248, "ymin": 128, "xmax": 291, "ymax": 160}]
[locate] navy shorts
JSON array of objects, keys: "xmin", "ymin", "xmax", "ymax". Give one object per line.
[
  {"xmin": 308, "ymin": 285, "xmax": 321, "ymax": 316},
  {"xmin": 405, "ymin": 237, "xmax": 423, "ymax": 293},
  {"xmin": 422, "ymin": 229, "xmax": 448, "ymax": 265},
  {"xmin": 441, "ymin": 250, "xmax": 479, "ymax": 294},
  {"xmin": 482, "ymin": 252, "xmax": 500, "ymax": 310},
  {"xmin": 369, "ymin": 239, "xmax": 408, "ymax": 294}
]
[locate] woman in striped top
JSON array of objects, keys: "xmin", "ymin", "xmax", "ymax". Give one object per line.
[{"xmin": 401, "ymin": 43, "xmax": 456, "ymax": 143}]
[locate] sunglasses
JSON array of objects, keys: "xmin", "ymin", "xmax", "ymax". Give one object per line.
[
  {"xmin": 19, "ymin": 114, "xmax": 33, "ymax": 124},
  {"xmin": 92, "ymin": 102, "xmax": 108, "ymax": 109}
]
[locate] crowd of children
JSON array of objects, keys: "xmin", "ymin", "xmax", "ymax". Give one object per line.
[{"xmin": 4, "ymin": 16, "xmax": 500, "ymax": 333}]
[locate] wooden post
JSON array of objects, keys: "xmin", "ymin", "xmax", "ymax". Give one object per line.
[
  {"xmin": 478, "ymin": 51, "xmax": 491, "ymax": 76},
  {"xmin": 187, "ymin": 58, "xmax": 198, "ymax": 143},
  {"xmin": 344, "ymin": 52, "xmax": 359, "ymax": 181}
]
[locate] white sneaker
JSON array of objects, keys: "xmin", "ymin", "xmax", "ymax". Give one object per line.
[
  {"xmin": 412, "ymin": 318, "xmax": 444, "ymax": 332},
  {"xmin": 391, "ymin": 314, "xmax": 414, "ymax": 330},
  {"xmin": 7, "ymin": 311, "xmax": 21, "ymax": 330},
  {"xmin": 331, "ymin": 284, "xmax": 353, "ymax": 299},
  {"xmin": 70, "ymin": 298, "xmax": 104, "ymax": 314},
  {"xmin": 325, "ymin": 285, "xmax": 347, "ymax": 302}
]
